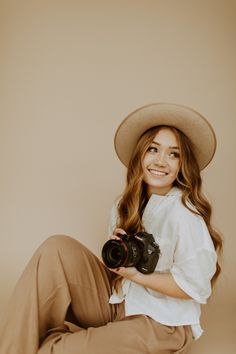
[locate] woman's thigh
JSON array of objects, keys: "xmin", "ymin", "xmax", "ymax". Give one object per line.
[{"xmin": 37, "ymin": 235, "xmax": 120, "ymax": 328}]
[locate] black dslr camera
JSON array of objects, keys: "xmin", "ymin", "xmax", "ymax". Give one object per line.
[{"xmin": 102, "ymin": 232, "xmax": 160, "ymax": 274}]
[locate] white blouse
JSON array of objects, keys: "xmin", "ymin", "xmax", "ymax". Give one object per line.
[{"xmin": 108, "ymin": 187, "xmax": 217, "ymax": 339}]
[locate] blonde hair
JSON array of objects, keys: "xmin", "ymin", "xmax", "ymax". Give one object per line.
[{"xmin": 113, "ymin": 126, "xmax": 223, "ymax": 290}]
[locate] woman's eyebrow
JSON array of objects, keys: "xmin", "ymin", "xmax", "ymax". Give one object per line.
[{"xmin": 151, "ymin": 141, "xmax": 180, "ymax": 149}]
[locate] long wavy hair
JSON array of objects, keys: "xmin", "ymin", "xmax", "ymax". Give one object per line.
[{"xmin": 113, "ymin": 125, "xmax": 223, "ymax": 291}]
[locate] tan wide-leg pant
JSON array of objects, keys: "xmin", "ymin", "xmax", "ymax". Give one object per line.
[{"xmin": 0, "ymin": 235, "xmax": 193, "ymax": 354}]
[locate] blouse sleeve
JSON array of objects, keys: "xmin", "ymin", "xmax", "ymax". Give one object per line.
[{"xmin": 170, "ymin": 211, "xmax": 217, "ymax": 304}]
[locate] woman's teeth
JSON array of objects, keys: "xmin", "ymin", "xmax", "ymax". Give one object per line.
[{"xmin": 149, "ymin": 169, "xmax": 167, "ymax": 176}]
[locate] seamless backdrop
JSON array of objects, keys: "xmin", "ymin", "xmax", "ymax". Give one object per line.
[{"xmin": 0, "ymin": 1, "xmax": 236, "ymax": 353}]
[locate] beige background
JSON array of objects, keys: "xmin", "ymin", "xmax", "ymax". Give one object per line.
[{"xmin": 0, "ymin": 0, "xmax": 235, "ymax": 352}]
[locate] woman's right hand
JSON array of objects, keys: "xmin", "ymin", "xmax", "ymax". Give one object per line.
[{"xmin": 109, "ymin": 228, "xmax": 127, "ymax": 240}]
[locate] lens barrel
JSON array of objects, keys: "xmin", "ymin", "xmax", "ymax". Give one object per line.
[{"xmin": 101, "ymin": 238, "xmax": 141, "ymax": 269}]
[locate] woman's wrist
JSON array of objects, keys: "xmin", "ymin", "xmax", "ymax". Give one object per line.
[{"xmin": 132, "ymin": 270, "xmax": 146, "ymax": 284}]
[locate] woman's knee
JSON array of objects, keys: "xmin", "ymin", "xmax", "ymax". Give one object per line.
[
  {"xmin": 40, "ymin": 234, "xmax": 82, "ymax": 252},
  {"xmin": 38, "ymin": 234, "xmax": 95, "ymax": 266}
]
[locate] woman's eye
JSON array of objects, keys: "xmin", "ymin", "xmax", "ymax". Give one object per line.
[
  {"xmin": 169, "ymin": 152, "xmax": 180, "ymax": 158},
  {"xmin": 147, "ymin": 146, "xmax": 158, "ymax": 153}
]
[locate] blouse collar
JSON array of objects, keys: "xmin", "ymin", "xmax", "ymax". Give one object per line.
[
  {"xmin": 149, "ymin": 186, "xmax": 182, "ymax": 199},
  {"xmin": 142, "ymin": 187, "xmax": 182, "ymax": 225}
]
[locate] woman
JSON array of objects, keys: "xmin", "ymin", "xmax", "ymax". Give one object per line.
[{"xmin": 0, "ymin": 103, "xmax": 222, "ymax": 354}]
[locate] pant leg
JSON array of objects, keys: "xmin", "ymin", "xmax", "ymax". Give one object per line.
[
  {"xmin": 38, "ymin": 315, "xmax": 193, "ymax": 354},
  {"xmin": 0, "ymin": 235, "xmax": 122, "ymax": 354}
]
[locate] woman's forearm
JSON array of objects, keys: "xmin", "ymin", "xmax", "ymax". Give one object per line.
[
  {"xmin": 110, "ymin": 265, "xmax": 192, "ymax": 300},
  {"xmin": 133, "ymin": 271, "xmax": 192, "ymax": 300}
]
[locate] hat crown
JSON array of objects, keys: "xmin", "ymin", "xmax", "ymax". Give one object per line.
[{"xmin": 114, "ymin": 103, "xmax": 216, "ymax": 170}]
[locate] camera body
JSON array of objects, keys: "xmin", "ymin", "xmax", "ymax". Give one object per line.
[{"xmin": 102, "ymin": 232, "xmax": 160, "ymax": 274}]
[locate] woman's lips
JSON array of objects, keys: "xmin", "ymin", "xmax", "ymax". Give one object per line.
[{"xmin": 148, "ymin": 169, "xmax": 168, "ymax": 176}]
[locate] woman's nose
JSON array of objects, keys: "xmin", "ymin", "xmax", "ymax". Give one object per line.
[{"xmin": 154, "ymin": 152, "xmax": 167, "ymax": 166}]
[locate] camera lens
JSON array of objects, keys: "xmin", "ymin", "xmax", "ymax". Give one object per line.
[
  {"xmin": 109, "ymin": 247, "xmax": 123, "ymax": 263},
  {"xmin": 102, "ymin": 240, "xmax": 127, "ymax": 268},
  {"xmin": 102, "ymin": 237, "xmax": 142, "ymax": 269}
]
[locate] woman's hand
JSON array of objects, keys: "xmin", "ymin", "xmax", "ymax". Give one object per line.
[
  {"xmin": 109, "ymin": 228, "xmax": 127, "ymax": 240},
  {"xmin": 109, "ymin": 266, "xmax": 139, "ymax": 281}
]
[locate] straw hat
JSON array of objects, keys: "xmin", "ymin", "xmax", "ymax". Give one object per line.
[{"xmin": 114, "ymin": 103, "xmax": 216, "ymax": 170}]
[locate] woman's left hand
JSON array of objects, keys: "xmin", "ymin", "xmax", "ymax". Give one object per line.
[{"xmin": 109, "ymin": 266, "xmax": 139, "ymax": 281}]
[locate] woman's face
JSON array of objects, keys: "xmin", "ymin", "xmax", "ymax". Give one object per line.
[{"xmin": 142, "ymin": 127, "xmax": 180, "ymax": 195}]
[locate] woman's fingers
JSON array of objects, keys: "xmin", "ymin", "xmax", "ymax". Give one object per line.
[
  {"xmin": 114, "ymin": 228, "xmax": 127, "ymax": 236},
  {"xmin": 109, "ymin": 228, "xmax": 127, "ymax": 240},
  {"xmin": 109, "ymin": 235, "xmax": 121, "ymax": 240}
]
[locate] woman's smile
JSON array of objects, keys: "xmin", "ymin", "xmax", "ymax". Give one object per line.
[{"xmin": 148, "ymin": 168, "xmax": 168, "ymax": 177}]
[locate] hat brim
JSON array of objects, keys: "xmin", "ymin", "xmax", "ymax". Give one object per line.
[{"xmin": 114, "ymin": 103, "xmax": 216, "ymax": 170}]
